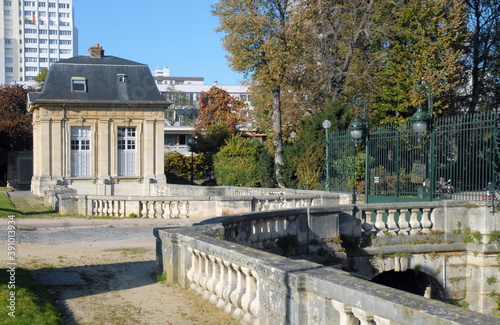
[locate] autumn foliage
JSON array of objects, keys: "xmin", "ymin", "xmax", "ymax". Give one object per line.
[
  {"xmin": 195, "ymin": 86, "xmax": 246, "ymax": 133},
  {"xmin": 0, "ymin": 85, "xmax": 33, "ymax": 152}
]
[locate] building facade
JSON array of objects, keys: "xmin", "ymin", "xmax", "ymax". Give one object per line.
[
  {"xmin": 28, "ymin": 45, "xmax": 168, "ymax": 196},
  {"xmin": 155, "ymin": 68, "xmax": 255, "ymax": 155},
  {"xmin": 1, "ymin": 0, "xmax": 77, "ymax": 86}
]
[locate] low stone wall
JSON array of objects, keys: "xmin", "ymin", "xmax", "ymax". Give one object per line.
[{"xmin": 155, "ymin": 206, "xmax": 498, "ymax": 324}]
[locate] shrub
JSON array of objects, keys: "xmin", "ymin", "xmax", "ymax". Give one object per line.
[
  {"xmin": 164, "ymin": 151, "xmax": 207, "ymax": 183},
  {"xmin": 214, "ymin": 135, "xmax": 274, "ymax": 187}
]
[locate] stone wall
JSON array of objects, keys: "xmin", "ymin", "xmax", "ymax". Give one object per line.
[{"xmin": 155, "ymin": 206, "xmax": 499, "ymax": 324}]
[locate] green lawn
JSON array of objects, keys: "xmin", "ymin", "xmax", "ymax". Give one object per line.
[
  {"xmin": 0, "ymin": 268, "xmax": 64, "ymax": 325},
  {"xmin": 0, "ymin": 188, "xmax": 57, "ymax": 219}
]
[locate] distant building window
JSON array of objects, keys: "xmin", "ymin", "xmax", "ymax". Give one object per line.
[
  {"xmin": 59, "ymin": 30, "xmax": 71, "ymax": 35},
  {"xmin": 38, "ymin": 1, "xmax": 46, "ymax": 7},
  {"xmin": 59, "ymin": 40, "xmax": 71, "ymax": 45},
  {"xmin": 71, "ymin": 77, "xmax": 87, "ymax": 93},
  {"xmin": 5, "ymin": 39, "xmax": 12, "ymax": 44},
  {"xmin": 4, "ymin": 1, "xmax": 12, "ymax": 6},
  {"xmin": 48, "ymin": 2, "xmax": 55, "ymax": 8},
  {"xmin": 49, "ymin": 29, "xmax": 57, "ymax": 34},
  {"xmin": 4, "ymin": 10, "xmax": 12, "ymax": 16},
  {"xmin": 25, "ymin": 57, "xmax": 37, "ymax": 62},
  {"xmin": 5, "ymin": 67, "xmax": 13, "ymax": 73},
  {"xmin": 39, "ymin": 29, "xmax": 48, "ymax": 34},
  {"xmin": 5, "ymin": 58, "xmax": 13, "ymax": 63},
  {"xmin": 59, "ymin": 3, "xmax": 69, "ymax": 8}
]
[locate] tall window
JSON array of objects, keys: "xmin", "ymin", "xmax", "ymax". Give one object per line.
[
  {"xmin": 117, "ymin": 127, "xmax": 136, "ymax": 176},
  {"xmin": 71, "ymin": 127, "xmax": 91, "ymax": 177}
]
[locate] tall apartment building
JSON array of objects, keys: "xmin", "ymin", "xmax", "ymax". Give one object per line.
[{"xmin": 1, "ymin": 0, "xmax": 77, "ymax": 86}]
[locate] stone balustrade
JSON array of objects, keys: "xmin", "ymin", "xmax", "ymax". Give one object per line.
[
  {"xmin": 358, "ymin": 206, "xmax": 434, "ymax": 237},
  {"xmin": 156, "ymin": 207, "xmax": 497, "ymax": 324},
  {"xmin": 49, "ymin": 187, "xmax": 341, "ymax": 218}
]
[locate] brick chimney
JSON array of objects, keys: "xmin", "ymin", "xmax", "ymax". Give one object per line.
[{"xmin": 88, "ymin": 44, "xmax": 104, "ymax": 58}]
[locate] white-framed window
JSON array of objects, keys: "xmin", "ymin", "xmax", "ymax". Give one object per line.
[
  {"xmin": 25, "ymin": 57, "xmax": 37, "ymax": 62},
  {"xmin": 117, "ymin": 127, "xmax": 137, "ymax": 176},
  {"xmin": 26, "ymin": 67, "xmax": 38, "ymax": 72},
  {"xmin": 71, "ymin": 126, "xmax": 91, "ymax": 177},
  {"xmin": 59, "ymin": 40, "xmax": 71, "ymax": 45},
  {"xmin": 4, "ymin": 1, "xmax": 12, "ymax": 6},
  {"xmin": 38, "ymin": 1, "xmax": 46, "ymax": 7},
  {"xmin": 59, "ymin": 3, "xmax": 69, "ymax": 8},
  {"xmin": 71, "ymin": 77, "xmax": 87, "ymax": 93},
  {"xmin": 48, "ymin": 2, "xmax": 55, "ymax": 8}
]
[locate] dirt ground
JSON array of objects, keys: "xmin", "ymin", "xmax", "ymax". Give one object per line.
[{"xmin": 2, "ymin": 236, "xmax": 238, "ymax": 325}]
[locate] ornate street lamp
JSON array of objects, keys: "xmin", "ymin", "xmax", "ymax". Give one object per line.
[
  {"xmin": 411, "ymin": 79, "xmax": 435, "ymax": 200},
  {"xmin": 349, "ymin": 115, "xmax": 366, "ymax": 204},
  {"xmin": 322, "ymin": 120, "xmax": 332, "ymax": 191}
]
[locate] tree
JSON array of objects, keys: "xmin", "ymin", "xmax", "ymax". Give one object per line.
[
  {"xmin": 195, "ymin": 86, "xmax": 246, "ymax": 133},
  {"xmin": 213, "ymin": 0, "xmax": 301, "ymax": 187},
  {"xmin": 371, "ymin": 0, "xmax": 468, "ymax": 123},
  {"xmin": 463, "ymin": 0, "xmax": 500, "ymax": 113},
  {"xmin": 34, "ymin": 68, "xmax": 48, "ymax": 91},
  {"xmin": 0, "ymin": 85, "xmax": 33, "ymax": 152}
]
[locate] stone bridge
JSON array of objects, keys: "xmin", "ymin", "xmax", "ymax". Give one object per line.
[{"xmin": 155, "ymin": 200, "xmax": 500, "ymax": 324}]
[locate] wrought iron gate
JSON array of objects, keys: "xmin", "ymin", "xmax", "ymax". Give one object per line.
[{"xmin": 325, "ymin": 112, "xmax": 499, "ymax": 203}]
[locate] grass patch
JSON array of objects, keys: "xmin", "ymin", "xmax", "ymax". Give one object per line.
[
  {"xmin": 0, "ymin": 268, "xmax": 64, "ymax": 325},
  {"xmin": 103, "ymin": 247, "xmax": 151, "ymax": 255}
]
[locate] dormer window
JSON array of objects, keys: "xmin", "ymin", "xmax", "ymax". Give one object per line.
[
  {"xmin": 117, "ymin": 74, "xmax": 127, "ymax": 83},
  {"xmin": 71, "ymin": 77, "xmax": 87, "ymax": 93}
]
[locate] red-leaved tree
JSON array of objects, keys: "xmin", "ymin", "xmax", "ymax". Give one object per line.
[
  {"xmin": 195, "ymin": 86, "xmax": 246, "ymax": 133},
  {"xmin": 0, "ymin": 85, "xmax": 33, "ymax": 152}
]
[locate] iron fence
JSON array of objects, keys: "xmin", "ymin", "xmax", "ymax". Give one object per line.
[{"xmin": 325, "ymin": 112, "xmax": 498, "ymax": 203}]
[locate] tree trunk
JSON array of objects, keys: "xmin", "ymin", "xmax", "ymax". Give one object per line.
[{"xmin": 272, "ymin": 84, "xmax": 285, "ymax": 188}]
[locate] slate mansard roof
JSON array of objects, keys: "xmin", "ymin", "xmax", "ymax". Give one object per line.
[{"xmin": 28, "ymin": 55, "xmax": 168, "ymax": 107}]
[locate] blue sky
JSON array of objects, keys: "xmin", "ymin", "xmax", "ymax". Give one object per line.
[{"xmin": 73, "ymin": 0, "xmax": 244, "ymax": 85}]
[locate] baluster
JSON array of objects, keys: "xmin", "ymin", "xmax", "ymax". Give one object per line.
[
  {"xmin": 155, "ymin": 201, "xmax": 164, "ymax": 219},
  {"xmin": 256, "ymin": 200, "xmax": 263, "ymax": 211},
  {"xmin": 215, "ymin": 258, "xmax": 226, "ymax": 308},
  {"xmin": 409, "ymin": 208, "xmax": 422, "ymax": 234},
  {"xmin": 107, "ymin": 200, "xmax": 113, "ymax": 216},
  {"xmin": 351, "ymin": 307, "xmax": 375, "ymax": 325},
  {"xmin": 421, "ymin": 208, "xmax": 432, "ymax": 233},
  {"xmin": 118, "ymin": 201, "xmax": 127, "ymax": 218},
  {"xmin": 186, "ymin": 248, "xmax": 197, "ymax": 290},
  {"xmin": 222, "ymin": 261, "xmax": 236, "ymax": 314},
  {"xmin": 263, "ymin": 200, "xmax": 270, "ymax": 211},
  {"xmin": 398, "ymin": 209, "xmax": 410, "ymax": 235},
  {"xmin": 162, "ymin": 201, "xmax": 171, "ymax": 219},
  {"xmin": 171, "ymin": 201, "xmax": 180, "ymax": 218},
  {"xmin": 374, "ymin": 209, "xmax": 388, "ymax": 236},
  {"xmin": 361, "ymin": 209, "xmax": 374, "ymax": 237},
  {"xmin": 331, "ymin": 301, "xmax": 359, "ymax": 325},
  {"xmin": 92, "ymin": 200, "xmax": 99, "ymax": 216},
  {"xmin": 113, "ymin": 200, "xmax": 119, "ymax": 217},
  {"xmin": 193, "ymin": 251, "xmax": 205, "ymax": 295},
  {"xmin": 200, "ymin": 252, "xmax": 211, "ymax": 298},
  {"xmin": 251, "ymin": 220, "xmax": 259, "ymax": 244},
  {"xmin": 240, "ymin": 267, "xmax": 254, "ymax": 321},
  {"xmin": 386, "ymin": 209, "xmax": 399, "ymax": 235},
  {"xmin": 277, "ymin": 218, "xmax": 286, "ymax": 237},
  {"xmin": 207, "ymin": 255, "xmax": 219, "ymax": 304},
  {"xmin": 248, "ymin": 270, "xmax": 259, "ymax": 319},
  {"xmin": 98, "ymin": 200, "xmax": 105, "ymax": 217},
  {"xmin": 148, "ymin": 201, "xmax": 156, "ymax": 218},
  {"xmin": 230, "ymin": 264, "xmax": 246, "ymax": 321},
  {"xmin": 140, "ymin": 200, "xmax": 148, "ymax": 218}
]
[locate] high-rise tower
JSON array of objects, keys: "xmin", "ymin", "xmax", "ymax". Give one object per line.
[{"xmin": 1, "ymin": 0, "xmax": 78, "ymax": 86}]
